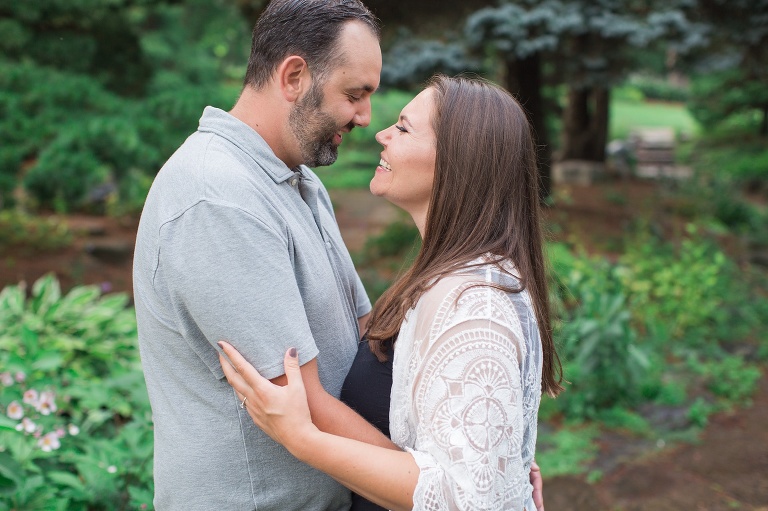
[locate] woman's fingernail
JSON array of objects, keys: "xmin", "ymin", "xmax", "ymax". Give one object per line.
[
  {"xmin": 217, "ymin": 341, "xmax": 224, "ymax": 349},
  {"xmin": 289, "ymin": 347, "xmax": 297, "ymax": 358}
]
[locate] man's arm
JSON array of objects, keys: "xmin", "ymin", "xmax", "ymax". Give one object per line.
[
  {"xmin": 269, "ymin": 358, "xmax": 398, "ymax": 450},
  {"xmin": 357, "ymin": 312, "xmax": 371, "ymax": 340}
]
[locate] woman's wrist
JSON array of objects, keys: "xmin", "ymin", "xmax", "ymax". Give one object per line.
[{"xmin": 285, "ymin": 424, "xmax": 323, "ymax": 461}]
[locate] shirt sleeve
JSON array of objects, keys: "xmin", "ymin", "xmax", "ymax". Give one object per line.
[
  {"xmin": 156, "ymin": 199, "xmax": 319, "ymax": 380},
  {"xmin": 406, "ymin": 287, "xmax": 531, "ymax": 511}
]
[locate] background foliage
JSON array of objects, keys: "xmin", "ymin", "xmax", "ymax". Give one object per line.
[
  {"xmin": 0, "ymin": 0, "xmax": 247, "ymax": 211},
  {"xmin": 0, "ymin": 275, "xmax": 152, "ymax": 510},
  {"xmin": 0, "ymin": 0, "xmax": 766, "ymax": 507}
]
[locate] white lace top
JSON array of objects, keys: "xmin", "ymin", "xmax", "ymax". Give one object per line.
[{"xmin": 389, "ymin": 261, "xmax": 542, "ymax": 511}]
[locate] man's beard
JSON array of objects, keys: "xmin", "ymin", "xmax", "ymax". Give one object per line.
[{"xmin": 289, "ymin": 83, "xmax": 346, "ymax": 167}]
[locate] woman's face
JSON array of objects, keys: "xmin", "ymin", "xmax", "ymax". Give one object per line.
[{"xmin": 370, "ymin": 88, "xmax": 437, "ymax": 219}]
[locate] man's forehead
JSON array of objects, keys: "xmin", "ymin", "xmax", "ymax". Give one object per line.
[
  {"xmin": 325, "ymin": 57, "xmax": 380, "ymax": 92},
  {"xmin": 331, "ymin": 22, "xmax": 382, "ymax": 86}
]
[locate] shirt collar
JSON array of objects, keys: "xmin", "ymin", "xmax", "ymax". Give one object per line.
[{"xmin": 197, "ymin": 106, "xmax": 301, "ymax": 184}]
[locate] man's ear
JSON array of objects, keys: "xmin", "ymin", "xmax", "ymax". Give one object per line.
[{"xmin": 276, "ymin": 56, "xmax": 310, "ymax": 103}]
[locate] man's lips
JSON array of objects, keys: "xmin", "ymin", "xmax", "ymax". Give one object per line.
[{"xmin": 333, "ymin": 133, "xmax": 342, "ymax": 145}]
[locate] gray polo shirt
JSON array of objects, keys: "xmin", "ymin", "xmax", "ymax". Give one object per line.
[{"xmin": 133, "ymin": 106, "xmax": 370, "ymax": 510}]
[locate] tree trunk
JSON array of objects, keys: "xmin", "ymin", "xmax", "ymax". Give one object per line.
[
  {"xmin": 761, "ymin": 104, "xmax": 768, "ymax": 137},
  {"xmin": 561, "ymin": 88, "xmax": 590, "ymax": 161},
  {"xmin": 592, "ymin": 87, "xmax": 610, "ymax": 161},
  {"xmin": 561, "ymin": 86, "xmax": 609, "ymax": 162},
  {"xmin": 505, "ymin": 53, "xmax": 552, "ymax": 200}
]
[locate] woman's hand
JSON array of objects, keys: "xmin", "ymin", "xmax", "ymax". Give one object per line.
[
  {"xmin": 530, "ymin": 460, "xmax": 544, "ymax": 511},
  {"xmin": 218, "ymin": 342, "xmax": 318, "ymax": 456}
]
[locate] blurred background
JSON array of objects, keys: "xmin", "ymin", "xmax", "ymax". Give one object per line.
[{"xmin": 0, "ymin": 0, "xmax": 766, "ymax": 509}]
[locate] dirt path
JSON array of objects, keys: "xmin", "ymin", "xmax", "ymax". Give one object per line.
[{"xmin": 545, "ymin": 370, "xmax": 768, "ymax": 510}]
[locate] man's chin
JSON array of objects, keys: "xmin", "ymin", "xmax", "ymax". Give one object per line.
[
  {"xmin": 306, "ymin": 148, "xmax": 338, "ymax": 168},
  {"xmin": 320, "ymin": 145, "xmax": 339, "ymax": 166}
]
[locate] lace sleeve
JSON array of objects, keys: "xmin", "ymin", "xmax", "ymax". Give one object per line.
[{"xmin": 406, "ymin": 283, "xmax": 531, "ymax": 511}]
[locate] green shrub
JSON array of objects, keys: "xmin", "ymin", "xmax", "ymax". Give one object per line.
[
  {"xmin": 688, "ymin": 69, "xmax": 768, "ymax": 137},
  {"xmin": 1, "ymin": 0, "xmax": 248, "ymax": 213},
  {"xmin": 694, "ymin": 139, "xmax": 768, "ymax": 184},
  {"xmin": 536, "ymin": 425, "xmax": 600, "ymax": 477},
  {"xmin": 550, "ymin": 244, "xmax": 654, "ymax": 416},
  {"xmin": 687, "ymin": 397, "xmax": 716, "ymax": 429},
  {"xmin": 0, "ymin": 211, "xmax": 72, "ymax": 253},
  {"xmin": 617, "ymin": 226, "xmax": 733, "ymax": 345},
  {"xmin": 595, "ymin": 407, "xmax": 651, "ymax": 435},
  {"xmin": 627, "ymin": 74, "xmax": 690, "ymax": 103},
  {"xmin": 0, "ymin": 275, "xmax": 153, "ymax": 510},
  {"xmin": 547, "ymin": 229, "xmax": 766, "ymax": 423},
  {"xmin": 360, "ymin": 220, "xmax": 421, "ymax": 261},
  {"xmin": 690, "ymin": 355, "xmax": 762, "ymax": 404}
]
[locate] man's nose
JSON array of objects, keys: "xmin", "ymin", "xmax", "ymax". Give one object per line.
[{"xmin": 353, "ymin": 98, "xmax": 372, "ymax": 127}]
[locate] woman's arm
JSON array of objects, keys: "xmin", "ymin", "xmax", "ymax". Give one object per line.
[
  {"xmin": 219, "ymin": 342, "xmax": 418, "ymax": 511},
  {"xmin": 219, "ymin": 295, "xmax": 535, "ymax": 511},
  {"xmin": 268, "ymin": 357, "xmax": 398, "ymax": 450}
]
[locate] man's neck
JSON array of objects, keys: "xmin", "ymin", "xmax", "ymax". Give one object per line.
[{"xmin": 230, "ymin": 86, "xmax": 298, "ymax": 168}]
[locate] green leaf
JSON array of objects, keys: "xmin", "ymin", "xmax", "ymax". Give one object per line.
[
  {"xmin": 96, "ymin": 293, "xmax": 130, "ymax": 313},
  {"xmin": 0, "ymin": 451, "xmax": 23, "ymax": 484},
  {"xmin": 31, "ymin": 273, "xmax": 61, "ymax": 315},
  {"xmin": 0, "ymin": 285, "xmax": 24, "ymax": 318},
  {"xmin": 21, "ymin": 325, "xmax": 39, "ymax": 354},
  {"xmin": 52, "ymin": 286, "xmax": 101, "ymax": 321},
  {"xmin": 0, "ymin": 414, "xmax": 18, "ymax": 431},
  {"xmin": 47, "ymin": 471, "xmax": 85, "ymax": 492},
  {"xmin": 627, "ymin": 344, "xmax": 651, "ymax": 369},
  {"xmin": 31, "ymin": 351, "xmax": 65, "ymax": 371}
]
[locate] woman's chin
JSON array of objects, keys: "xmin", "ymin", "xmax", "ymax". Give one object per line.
[{"xmin": 368, "ymin": 176, "xmax": 387, "ymax": 199}]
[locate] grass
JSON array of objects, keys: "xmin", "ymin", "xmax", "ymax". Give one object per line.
[
  {"xmin": 536, "ymin": 424, "xmax": 601, "ymax": 477},
  {"xmin": 610, "ymin": 99, "xmax": 700, "ymax": 140}
]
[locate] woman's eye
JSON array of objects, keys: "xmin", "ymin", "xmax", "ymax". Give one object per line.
[{"xmin": 395, "ymin": 125, "xmax": 407, "ymax": 133}]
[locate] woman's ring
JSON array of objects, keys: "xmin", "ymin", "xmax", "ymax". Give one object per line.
[{"xmin": 240, "ymin": 396, "xmax": 248, "ymax": 409}]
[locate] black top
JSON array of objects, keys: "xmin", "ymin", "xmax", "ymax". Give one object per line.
[{"xmin": 340, "ymin": 337, "xmax": 394, "ymax": 511}]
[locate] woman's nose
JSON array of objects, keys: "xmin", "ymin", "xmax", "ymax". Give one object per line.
[{"xmin": 375, "ymin": 126, "xmax": 391, "ymax": 146}]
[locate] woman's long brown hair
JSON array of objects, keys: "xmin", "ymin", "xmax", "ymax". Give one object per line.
[{"xmin": 366, "ymin": 75, "xmax": 563, "ymax": 397}]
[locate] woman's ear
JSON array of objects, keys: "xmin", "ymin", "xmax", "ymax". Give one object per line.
[{"xmin": 276, "ymin": 56, "xmax": 310, "ymax": 103}]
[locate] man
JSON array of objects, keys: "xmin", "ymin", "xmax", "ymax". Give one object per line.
[{"xmin": 133, "ymin": 1, "xmax": 391, "ymax": 509}]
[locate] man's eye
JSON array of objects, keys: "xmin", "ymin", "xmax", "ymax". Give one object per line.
[{"xmin": 348, "ymin": 95, "xmax": 362, "ymax": 102}]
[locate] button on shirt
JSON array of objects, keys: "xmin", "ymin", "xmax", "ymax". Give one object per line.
[{"xmin": 133, "ymin": 106, "xmax": 370, "ymax": 511}]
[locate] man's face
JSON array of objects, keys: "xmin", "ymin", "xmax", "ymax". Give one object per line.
[
  {"xmin": 288, "ymin": 21, "xmax": 382, "ymax": 168},
  {"xmin": 289, "ymin": 81, "xmax": 349, "ymax": 167}
]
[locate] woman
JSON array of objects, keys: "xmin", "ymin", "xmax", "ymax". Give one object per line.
[{"xmin": 219, "ymin": 75, "xmax": 563, "ymax": 511}]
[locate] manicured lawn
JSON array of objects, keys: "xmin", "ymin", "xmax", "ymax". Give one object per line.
[{"xmin": 610, "ymin": 99, "xmax": 700, "ymax": 140}]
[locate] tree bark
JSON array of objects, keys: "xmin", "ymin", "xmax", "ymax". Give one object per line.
[
  {"xmin": 592, "ymin": 87, "xmax": 610, "ymax": 161},
  {"xmin": 561, "ymin": 86, "xmax": 609, "ymax": 162},
  {"xmin": 561, "ymin": 88, "xmax": 590, "ymax": 161},
  {"xmin": 505, "ymin": 53, "xmax": 552, "ymax": 200}
]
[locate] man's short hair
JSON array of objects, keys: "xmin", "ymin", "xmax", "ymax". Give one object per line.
[{"xmin": 244, "ymin": 0, "xmax": 380, "ymax": 89}]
